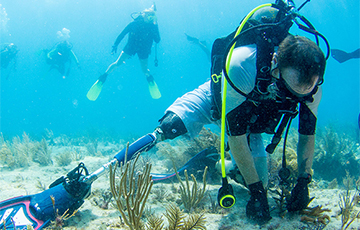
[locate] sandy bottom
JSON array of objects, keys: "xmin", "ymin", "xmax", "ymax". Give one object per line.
[{"xmin": 1, "ymin": 153, "xmax": 359, "ymax": 230}]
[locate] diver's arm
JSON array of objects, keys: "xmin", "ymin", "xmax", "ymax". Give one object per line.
[
  {"xmin": 113, "ymin": 23, "xmax": 131, "ymax": 47},
  {"xmin": 229, "ymin": 135, "xmax": 260, "ymax": 185},
  {"xmin": 47, "ymin": 49, "xmax": 57, "ymax": 59},
  {"xmin": 297, "ymin": 134, "xmax": 315, "ymax": 176},
  {"xmin": 70, "ymin": 50, "xmax": 80, "ymax": 66}
]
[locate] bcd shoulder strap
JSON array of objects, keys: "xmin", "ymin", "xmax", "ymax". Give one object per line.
[{"xmin": 210, "ymin": 30, "xmax": 236, "ymax": 121}]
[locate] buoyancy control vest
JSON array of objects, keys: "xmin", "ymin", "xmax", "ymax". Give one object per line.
[{"xmin": 210, "ymin": 1, "xmax": 329, "ymax": 153}]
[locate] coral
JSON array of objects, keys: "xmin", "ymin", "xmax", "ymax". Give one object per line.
[
  {"xmin": 165, "ymin": 204, "xmax": 206, "ymax": 230},
  {"xmin": 109, "ymin": 144, "xmax": 153, "ymax": 230},
  {"xmin": 313, "ymin": 125, "xmax": 360, "ymax": 181},
  {"xmin": 155, "ymin": 141, "xmax": 183, "ymax": 171},
  {"xmin": 269, "ymin": 184, "xmax": 291, "ymax": 218},
  {"xmin": 92, "ymin": 189, "xmax": 113, "ymax": 210},
  {"xmin": 300, "ymin": 205, "xmax": 331, "ymax": 224},
  {"xmin": 71, "ymin": 148, "xmax": 84, "ymax": 161},
  {"xmin": 55, "ymin": 151, "xmax": 72, "ymax": 166},
  {"xmin": 152, "ymin": 184, "xmax": 170, "ymax": 202},
  {"xmin": 338, "ymin": 172, "xmax": 360, "ymax": 230},
  {"xmin": 206, "ymin": 193, "xmax": 222, "ymax": 214},
  {"xmin": 183, "ymin": 127, "xmax": 221, "ymax": 155},
  {"xmin": 35, "ymin": 179, "xmax": 47, "ymax": 191},
  {"xmin": 44, "ymin": 128, "xmax": 55, "ymax": 145},
  {"xmin": 175, "ymin": 165, "xmax": 208, "ymax": 212},
  {"xmin": 85, "ymin": 139, "xmax": 98, "ymax": 156},
  {"xmin": 53, "ymin": 134, "xmax": 72, "ymax": 146},
  {"xmin": 146, "ymin": 203, "xmax": 206, "ymax": 230},
  {"xmin": 327, "ymin": 178, "xmax": 338, "ymax": 189},
  {"xmin": 32, "ymin": 138, "xmax": 53, "ymax": 166},
  {"xmin": 146, "ymin": 214, "xmax": 164, "ymax": 229},
  {"xmin": 155, "ymin": 128, "xmax": 222, "ymax": 173},
  {"xmin": 0, "ymin": 132, "xmax": 35, "ymax": 169},
  {"xmin": 0, "ymin": 143, "xmax": 17, "ymax": 169}
]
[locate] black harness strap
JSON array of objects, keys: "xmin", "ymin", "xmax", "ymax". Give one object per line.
[
  {"xmin": 210, "ymin": 31, "xmax": 236, "ymax": 121},
  {"xmin": 265, "ymin": 109, "xmax": 298, "ymax": 154}
]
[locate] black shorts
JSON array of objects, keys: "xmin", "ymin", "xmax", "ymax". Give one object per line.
[{"xmin": 123, "ymin": 44, "xmax": 150, "ymax": 59}]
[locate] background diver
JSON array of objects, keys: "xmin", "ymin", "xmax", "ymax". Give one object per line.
[
  {"xmin": 44, "ymin": 40, "xmax": 80, "ymax": 78},
  {"xmin": 1, "ymin": 43, "xmax": 19, "ymax": 79},
  {"xmin": 87, "ymin": 5, "xmax": 161, "ymax": 101},
  {"xmin": 185, "ymin": 33, "xmax": 210, "ymax": 61},
  {"xmin": 331, "ymin": 48, "xmax": 360, "ymax": 63}
]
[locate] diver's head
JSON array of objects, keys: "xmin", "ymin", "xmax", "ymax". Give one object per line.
[
  {"xmin": 271, "ymin": 35, "xmax": 326, "ymax": 97},
  {"xmin": 8, "ymin": 43, "xmax": 18, "ymax": 53},
  {"xmin": 57, "ymin": 40, "xmax": 73, "ymax": 51},
  {"xmin": 143, "ymin": 8, "xmax": 157, "ymax": 24},
  {"xmin": 8, "ymin": 43, "xmax": 16, "ymax": 49}
]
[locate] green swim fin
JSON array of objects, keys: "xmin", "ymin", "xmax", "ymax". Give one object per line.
[
  {"xmin": 147, "ymin": 75, "xmax": 161, "ymax": 99},
  {"xmin": 87, "ymin": 74, "xmax": 107, "ymax": 101}
]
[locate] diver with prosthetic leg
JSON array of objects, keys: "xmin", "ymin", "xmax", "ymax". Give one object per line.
[
  {"xmin": 84, "ymin": 0, "xmax": 330, "ymax": 225},
  {"xmin": 103, "ymin": 0, "xmax": 329, "ymax": 223}
]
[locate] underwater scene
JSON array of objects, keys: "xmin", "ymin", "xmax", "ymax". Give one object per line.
[{"xmin": 0, "ymin": 0, "xmax": 359, "ymax": 229}]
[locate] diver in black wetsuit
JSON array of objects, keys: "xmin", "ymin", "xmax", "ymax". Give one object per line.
[
  {"xmin": 1, "ymin": 43, "xmax": 18, "ymax": 69},
  {"xmin": 1, "ymin": 43, "xmax": 19, "ymax": 80},
  {"xmin": 45, "ymin": 40, "xmax": 80, "ymax": 78},
  {"xmin": 184, "ymin": 33, "xmax": 210, "ymax": 61},
  {"xmin": 94, "ymin": 5, "xmax": 161, "ymax": 99}
]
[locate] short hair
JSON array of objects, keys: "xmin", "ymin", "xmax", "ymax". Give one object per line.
[{"xmin": 277, "ymin": 35, "xmax": 326, "ymax": 85}]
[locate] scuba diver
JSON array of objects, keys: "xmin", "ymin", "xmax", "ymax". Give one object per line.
[
  {"xmin": 185, "ymin": 33, "xmax": 210, "ymax": 61},
  {"xmin": 1, "ymin": 43, "xmax": 18, "ymax": 79},
  {"xmin": 45, "ymin": 40, "xmax": 80, "ymax": 78},
  {"xmin": 87, "ymin": 1, "xmax": 328, "ymax": 224},
  {"xmin": 44, "ymin": 28, "xmax": 80, "ymax": 78},
  {"xmin": 331, "ymin": 48, "xmax": 360, "ymax": 63},
  {"xmin": 150, "ymin": 35, "xmax": 325, "ymax": 224},
  {"xmin": 87, "ymin": 4, "xmax": 161, "ymax": 101}
]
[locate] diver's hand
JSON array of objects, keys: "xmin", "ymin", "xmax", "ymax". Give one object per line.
[
  {"xmin": 286, "ymin": 173, "xmax": 311, "ymax": 212},
  {"xmin": 111, "ymin": 45, "xmax": 117, "ymax": 55}
]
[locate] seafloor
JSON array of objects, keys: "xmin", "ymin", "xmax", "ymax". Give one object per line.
[{"xmin": 0, "ymin": 127, "xmax": 360, "ymax": 229}]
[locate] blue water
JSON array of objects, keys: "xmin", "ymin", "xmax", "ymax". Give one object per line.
[{"xmin": 1, "ymin": 0, "xmax": 359, "ymax": 139}]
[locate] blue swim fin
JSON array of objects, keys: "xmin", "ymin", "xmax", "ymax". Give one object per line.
[
  {"xmin": 151, "ymin": 146, "xmax": 219, "ymax": 181},
  {"xmin": 0, "ymin": 195, "xmax": 48, "ymax": 230},
  {"xmin": 0, "ymin": 163, "xmax": 91, "ymax": 230}
]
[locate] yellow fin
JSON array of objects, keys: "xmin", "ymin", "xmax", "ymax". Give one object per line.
[
  {"xmin": 86, "ymin": 80, "xmax": 103, "ymax": 101},
  {"xmin": 148, "ymin": 79, "xmax": 161, "ymax": 99}
]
